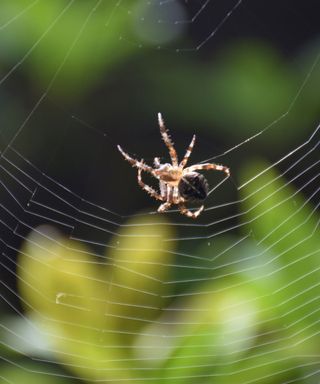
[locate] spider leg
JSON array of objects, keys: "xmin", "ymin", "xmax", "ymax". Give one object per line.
[
  {"xmin": 137, "ymin": 169, "xmax": 163, "ymax": 201},
  {"xmin": 117, "ymin": 145, "xmax": 156, "ymax": 175},
  {"xmin": 179, "ymin": 134, "xmax": 196, "ymax": 168},
  {"xmin": 158, "ymin": 113, "xmax": 178, "ymax": 166},
  {"xmin": 184, "ymin": 163, "xmax": 230, "ymax": 177},
  {"xmin": 159, "ymin": 180, "xmax": 167, "ymax": 199},
  {"xmin": 154, "ymin": 157, "xmax": 161, "ymax": 168},
  {"xmin": 179, "ymin": 204, "xmax": 204, "ymax": 219},
  {"xmin": 157, "ymin": 201, "xmax": 172, "ymax": 213},
  {"xmin": 173, "ymin": 186, "xmax": 180, "ymax": 204},
  {"xmin": 157, "ymin": 184, "xmax": 173, "ymax": 213}
]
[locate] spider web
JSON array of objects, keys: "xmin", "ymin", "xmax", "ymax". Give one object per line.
[{"xmin": 1, "ymin": 1, "xmax": 320, "ymax": 383}]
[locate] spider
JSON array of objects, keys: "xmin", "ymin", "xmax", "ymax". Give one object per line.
[{"xmin": 117, "ymin": 113, "xmax": 230, "ymax": 218}]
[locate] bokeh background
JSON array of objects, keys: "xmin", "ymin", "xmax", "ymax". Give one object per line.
[{"xmin": 1, "ymin": 0, "xmax": 320, "ymax": 383}]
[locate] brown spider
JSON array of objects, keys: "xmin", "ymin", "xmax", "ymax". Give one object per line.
[{"xmin": 117, "ymin": 113, "xmax": 230, "ymax": 218}]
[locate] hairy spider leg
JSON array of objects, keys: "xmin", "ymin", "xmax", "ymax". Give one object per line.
[
  {"xmin": 137, "ymin": 169, "xmax": 163, "ymax": 201},
  {"xmin": 154, "ymin": 157, "xmax": 161, "ymax": 168},
  {"xmin": 158, "ymin": 184, "xmax": 174, "ymax": 213},
  {"xmin": 158, "ymin": 113, "xmax": 178, "ymax": 166},
  {"xmin": 179, "ymin": 134, "xmax": 196, "ymax": 168},
  {"xmin": 158, "ymin": 201, "xmax": 172, "ymax": 213},
  {"xmin": 159, "ymin": 180, "xmax": 167, "ymax": 199},
  {"xmin": 179, "ymin": 204, "xmax": 204, "ymax": 219},
  {"xmin": 173, "ymin": 186, "xmax": 180, "ymax": 204},
  {"xmin": 117, "ymin": 145, "xmax": 156, "ymax": 175},
  {"xmin": 184, "ymin": 163, "xmax": 230, "ymax": 177}
]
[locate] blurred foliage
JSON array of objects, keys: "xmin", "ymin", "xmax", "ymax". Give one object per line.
[
  {"xmin": 3, "ymin": 162, "xmax": 317, "ymax": 383},
  {"xmin": 144, "ymin": 40, "xmax": 320, "ymax": 145},
  {"xmin": 0, "ymin": 1, "xmax": 319, "ymax": 383},
  {"xmin": 0, "ymin": 1, "xmax": 318, "ymax": 144},
  {"xmin": 0, "ymin": 0, "xmax": 134, "ymax": 99},
  {"xmin": 1, "ymin": 361, "xmax": 74, "ymax": 384},
  {"xmin": 16, "ymin": 218, "xmax": 174, "ymax": 383},
  {"xmin": 241, "ymin": 160, "xmax": 320, "ymax": 341}
]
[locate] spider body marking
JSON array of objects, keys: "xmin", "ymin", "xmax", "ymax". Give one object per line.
[
  {"xmin": 117, "ymin": 113, "xmax": 230, "ymax": 219},
  {"xmin": 179, "ymin": 172, "xmax": 209, "ymax": 202}
]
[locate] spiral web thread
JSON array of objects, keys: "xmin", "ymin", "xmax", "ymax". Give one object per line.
[{"xmin": 1, "ymin": 1, "xmax": 320, "ymax": 383}]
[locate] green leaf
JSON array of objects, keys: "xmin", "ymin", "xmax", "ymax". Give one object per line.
[
  {"xmin": 18, "ymin": 217, "xmax": 173, "ymax": 382},
  {"xmin": 240, "ymin": 160, "xmax": 320, "ymax": 342}
]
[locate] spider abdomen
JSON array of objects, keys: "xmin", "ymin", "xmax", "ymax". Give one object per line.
[{"xmin": 179, "ymin": 172, "xmax": 209, "ymax": 202}]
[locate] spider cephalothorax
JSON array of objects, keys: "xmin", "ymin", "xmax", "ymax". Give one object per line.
[{"xmin": 117, "ymin": 113, "xmax": 230, "ymax": 218}]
